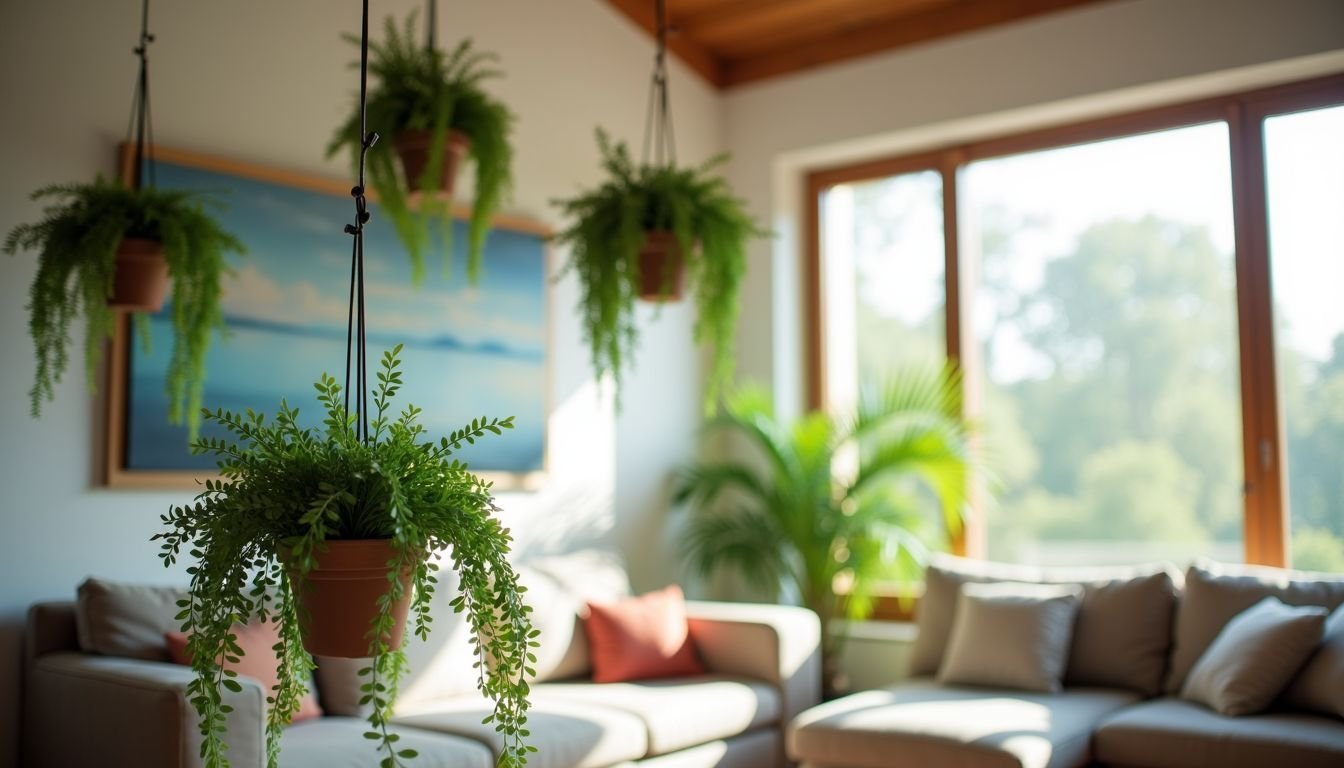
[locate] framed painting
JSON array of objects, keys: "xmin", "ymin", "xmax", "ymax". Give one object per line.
[{"xmin": 105, "ymin": 143, "xmax": 550, "ymax": 490}]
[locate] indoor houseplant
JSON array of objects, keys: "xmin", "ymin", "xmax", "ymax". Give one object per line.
[
  {"xmin": 3, "ymin": 177, "xmax": 241, "ymax": 439},
  {"xmin": 154, "ymin": 345, "xmax": 535, "ymax": 768},
  {"xmin": 327, "ymin": 11, "xmax": 514, "ymax": 283},
  {"xmin": 553, "ymin": 129, "xmax": 765, "ymax": 409},
  {"xmin": 675, "ymin": 365, "xmax": 976, "ymax": 692}
]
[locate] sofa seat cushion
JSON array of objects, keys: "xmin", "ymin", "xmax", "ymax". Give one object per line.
[
  {"xmin": 536, "ymin": 675, "xmax": 781, "ymax": 756},
  {"xmin": 280, "ymin": 717, "xmax": 494, "ymax": 768},
  {"xmin": 788, "ymin": 679, "xmax": 1138, "ymax": 768},
  {"xmin": 1093, "ymin": 698, "xmax": 1344, "ymax": 768},
  {"xmin": 392, "ymin": 695, "xmax": 649, "ymax": 768}
]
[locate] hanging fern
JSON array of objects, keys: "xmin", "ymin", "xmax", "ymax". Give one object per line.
[
  {"xmin": 3, "ymin": 177, "xmax": 242, "ymax": 439},
  {"xmin": 553, "ymin": 130, "xmax": 767, "ymax": 410},
  {"xmin": 327, "ymin": 11, "xmax": 514, "ymax": 284}
]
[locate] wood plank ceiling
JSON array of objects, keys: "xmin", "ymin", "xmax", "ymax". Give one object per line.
[{"xmin": 604, "ymin": 0, "xmax": 1120, "ymax": 88}]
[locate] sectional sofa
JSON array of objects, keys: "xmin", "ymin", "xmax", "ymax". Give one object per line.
[
  {"xmin": 23, "ymin": 550, "xmax": 821, "ymax": 768},
  {"xmin": 789, "ymin": 557, "xmax": 1344, "ymax": 768}
]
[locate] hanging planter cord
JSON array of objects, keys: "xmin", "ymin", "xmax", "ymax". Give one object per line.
[
  {"xmin": 343, "ymin": 0, "xmax": 378, "ymax": 443},
  {"xmin": 127, "ymin": 0, "xmax": 155, "ymax": 189},
  {"xmin": 427, "ymin": 0, "xmax": 437, "ymax": 51},
  {"xmin": 642, "ymin": 0, "xmax": 676, "ymax": 169}
]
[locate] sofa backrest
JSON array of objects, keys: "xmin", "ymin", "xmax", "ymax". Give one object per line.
[
  {"xmin": 909, "ymin": 555, "xmax": 1180, "ymax": 697},
  {"xmin": 1164, "ymin": 560, "xmax": 1344, "ymax": 693}
]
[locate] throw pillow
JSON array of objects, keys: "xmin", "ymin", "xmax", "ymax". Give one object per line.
[
  {"xmin": 1180, "ymin": 596, "xmax": 1327, "ymax": 716},
  {"xmin": 165, "ymin": 621, "xmax": 323, "ymax": 724},
  {"xmin": 1164, "ymin": 560, "xmax": 1344, "ymax": 693},
  {"xmin": 937, "ymin": 581, "xmax": 1083, "ymax": 693},
  {"xmin": 1282, "ymin": 605, "xmax": 1344, "ymax": 718},
  {"xmin": 908, "ymin": 556, "xmax": 1178, "ymax": 696},
  {"xmin": 583, "ymin": 584, "xmax": 705, "ymax": 683},
  {"xmin": 76, "ymin": 577, "xmax": 186, "ymax": 660}
]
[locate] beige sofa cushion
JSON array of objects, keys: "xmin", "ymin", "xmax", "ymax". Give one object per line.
[
  {"xmin": 1284, "ymin": 606, "xmax": 1344, "ymax": 718},
  {"xmin": 75, "ymin": 578, "xmax": 186, "ymax": 660},
  {"xmin": 516, "ymin": 550, "xmax": 631, "ymax": 683},
  {"xmin": 393, "ymin": 695, "xmax": 649, "ymax": 768},
  {"xmin": 910, "ymin": 556, "xmax": 1178, "ymax": 695},
  {"xmin": 1094, "ymin": 698, "xmax": 1344, "ymax": 768},
  {"xmin": 535, "ymin": 675, "xmax": 780, "ymax": 756},
  {"xmin": 1165, "ymin": 561, "xmax": 1344, "ymax": 693},
  {"xmin": 1181, "ymin": 597, "xmax": 1327, "ymax": 715},
  {"xmin": 280, "ymin": 717, "xmax": 494, "ymax": 768},
  {"xmin": 938, "ymin": 582, "xmax": 1082, "ymax": 693},
  {"xmin": 787, "ymin": 678, "xmax": 1139, "ymax": 768}
]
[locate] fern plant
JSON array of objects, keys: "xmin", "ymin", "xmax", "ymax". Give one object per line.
[
  {"xmin": 3, "ymin": 177, "xmax": 242, "ymax": 439},
  {"xmin": 327, "ymin": 10, "xmax": 514, "ymax": 283},
  {"xmin": 675, "ymin": 365, "xmax": 976, "ymax": 691},
  {"xmin": 553, "ymin": 130, "xmax": 766, "ymax": 410},
  {"xmin": 154, "ymin": 345, "xmax": 535, "ymax": 768}
]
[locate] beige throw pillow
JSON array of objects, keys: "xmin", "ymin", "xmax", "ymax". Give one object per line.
[
  {"xmin": 1181, "ymin": 596, "xmax": 1327, "ymax": 716},
  {"xmin": 1282, "ymin": 606, "xmax": 1344, "ymax": 718},
  {"xmin": 75, "ymin": 577, "xmax": 187, "ymax": 660},
  {"xmin": 910, "ymin": 555, "xmax": 1178, "ymax": 695},
  {"xmin": 938, "ymin": 581, "xmax": 1083, "ymax": 693}
]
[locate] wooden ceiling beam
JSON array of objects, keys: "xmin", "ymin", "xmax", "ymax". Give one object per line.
[
  {"xmin": 682, "ymin": 0, "xmax": 949, "ymax": 50},
  {"xmin": 605, "ymin": 0, "xmax": 726, "ymax": 88},
  {"xmin": 720, "ymin": 0, "xmax": 1114, "ymax": 87}
]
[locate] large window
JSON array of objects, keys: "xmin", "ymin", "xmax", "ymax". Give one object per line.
[{"xmin": 808, "ymin": 74, "xmax": 1344, "ymax": 570}]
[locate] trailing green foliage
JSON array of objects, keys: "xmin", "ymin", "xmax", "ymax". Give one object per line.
[
  {"xmin": 327, "ymin": 11, "xmax": 514, "ymax": 284},
  {"xmin": 153, "ymin": 346, "xmax": 535, "ymax": 768},
  {"xmin": 3, "ymin": 177, "xmax": 241, "ymax": 439},
  {"xmin": 675, "ymin": 365, "xmax": 977, "ymax": 687},
  {"xmin": 553, "ymin": 130, "xmax": 766, "ymax": 410}
]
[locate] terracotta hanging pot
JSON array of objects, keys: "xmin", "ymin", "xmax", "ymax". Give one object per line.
[
  {"xmin": 637, "ymin": 230, "xmax": 685, "ymax": 302},
  {"xmin": 394, "ymin": 129, "xmax": 471, "ymax": 193},
  {"xmin": 286, "ymin": 539, "xmax": 413, "ymax": 658},
  {"xmin": 110, "ymin": 236, "xmax": 169, "ymax": 311}
]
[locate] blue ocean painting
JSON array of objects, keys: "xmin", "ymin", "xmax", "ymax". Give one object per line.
[{"xmin": 126, "ymin": 159, "xmax": 547, "ymax": 474}]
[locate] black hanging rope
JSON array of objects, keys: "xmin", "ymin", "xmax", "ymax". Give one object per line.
[
  {"xmin": 128, "ymin": 0, "xmax": 155, "ymax": 189},
  {"xmin": 642, "ymin": 0, "xmax": 676, "ymax": 168},
  {"xmin": 343, "ymin": 0, "xmax": 379, "ymax": 443},
  {"xmin": 426, "ymin": 0, "xmax": 437, "ymax": 52}
]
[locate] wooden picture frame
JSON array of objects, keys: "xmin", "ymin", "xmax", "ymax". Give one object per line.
[{"xmin": 105, "ymin": 143, "xmax": 551, "ymax": 491}]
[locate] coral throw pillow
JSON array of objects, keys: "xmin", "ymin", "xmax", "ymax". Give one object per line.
[
  {"xmin": 165, "ymin": 621, "xmax": 323, "ymax": 724},
  {"xmin": 584, "ymin": 585, "xmax": 705, "ymax": 683}
]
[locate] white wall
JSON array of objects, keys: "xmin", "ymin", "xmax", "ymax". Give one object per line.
[
  {"xmin": 0, "ymin": 1, "xmax": 722, "ymax": 764},
  {"xmin": 724, "ymin": 0, "xmax": 1344, "ymax": 419}
]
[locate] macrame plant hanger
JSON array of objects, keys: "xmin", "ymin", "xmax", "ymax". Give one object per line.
[
  {"xmin": 642, "ymin": 0, "xmax": 677, "ymax": 170},
  {"xmin": 343, "ymin": 0, "xmax": 380, "ymax": 443},
  {"xmin": 128, "ymin": 0, "xmax": 156, "ymax": 190}
]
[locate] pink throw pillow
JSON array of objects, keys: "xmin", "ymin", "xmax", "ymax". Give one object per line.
[
  {"xmin": 165, "ymin": 621, "xmax": 323, "ymax": 724},
  {"xmin": 584, "ymin": 585, "xmax": 706, "ymax": 683}
]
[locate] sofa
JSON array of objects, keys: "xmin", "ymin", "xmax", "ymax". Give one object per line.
[
  {"xmin": 788, "ymin": 557, "xmax": 1344, "ymax": 768},
  {"xmin": 23, "ymin": 550, "xmax": 821, "ymax": 768}
]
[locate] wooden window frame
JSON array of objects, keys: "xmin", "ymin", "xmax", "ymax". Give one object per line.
[{"xmin": 806, "ymin": 72, "xmax": 1344, "ymax": 568}]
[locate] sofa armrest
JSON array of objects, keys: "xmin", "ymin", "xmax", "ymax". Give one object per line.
[
  {"xmin": 25, "ymin": 652, "xmax": 266, "ymax": 768},
  {"xmin": 686, "ymin": 601, "xmax": 822, "ymax": 724}
]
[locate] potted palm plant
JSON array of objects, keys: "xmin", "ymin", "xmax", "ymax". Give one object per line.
[
  {"xmin": 155, "ymin": 345, "xmax": 534, "ymax": 768},
  {"xmin": 327, "ymin": 11, "xmax": 514, "ymax": 284},
  {"xmin": 675, "ymin": 365, "xmax": 977, "ymax": 693},
  {"xmin": 3, "ymin": 177, "xmax": 241, "ymax": 438},
  {"xmin": 553, "ymin": 130, "xmax": 765, "ymax": 409}
]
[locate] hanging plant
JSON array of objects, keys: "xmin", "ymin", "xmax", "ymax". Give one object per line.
[
  {"xmin": 327, "ymin": 9, "xmax": 514, "ymax": 284},
  {"xmin": 553, "ymin": 131, "xmax": 764, "ymax": 409},
  {"xmin": 155, "ymin": 346, "xmax": 535, "ymax": 768},
  {"xmin": 4, "ymin": 178, "xmax": 241, "ymax": 438},
  {"xmin": 3, "ymin": 0, "xmax": 240, "ymax": 440}
]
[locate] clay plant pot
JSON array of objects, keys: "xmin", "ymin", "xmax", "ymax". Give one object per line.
[
  {"xmin": 637, "ymin": 230, "xmax": 685, "ymax": 302},
  {"xmin": 110, "ymin": 237, "xmax": 169, "ymax": 312},
  {"xmin": 393, "ymin": 129, "xmax": 471, "ymax": 193},
  {"xmin": 286, "ymin": 539, "xmax": 413, "ymax": 659}
]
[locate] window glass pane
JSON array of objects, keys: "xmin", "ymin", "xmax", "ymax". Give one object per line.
[
  {"xmin": 1266, "ymin": 104, "xmax": 1344, "ymax": 573},
  {"xmin": 821, "ymin": 171, "xmax": 945, "ymax": 412},
  {"xmin": 965, "ymin": 123, "xmax": 1243, "ymax": 566}
]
